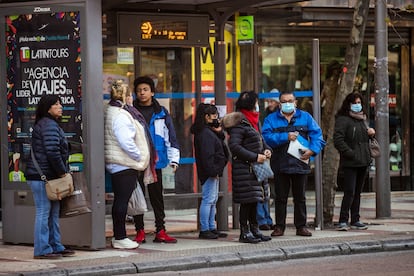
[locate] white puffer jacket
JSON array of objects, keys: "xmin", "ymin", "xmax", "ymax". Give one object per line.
[{"xmin": 105, "ymin": 105, "xmax": 150, "ymax": 171}]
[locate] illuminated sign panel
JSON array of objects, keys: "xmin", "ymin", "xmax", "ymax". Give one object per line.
[
  {"xmin": 118, "ymin": 13, "xmax": 209, "ymax": 46},
  {"xmin": 141, "ymin": 20, "xmax": 188, "ymax": 41}
]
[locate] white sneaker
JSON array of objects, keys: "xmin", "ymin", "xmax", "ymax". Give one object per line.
[{"xmin": 112, "ymin": 238, "xmax": 139, "ymax": 249}]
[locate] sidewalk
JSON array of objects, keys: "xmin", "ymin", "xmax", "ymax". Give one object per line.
[{"xmin": 1, "ymin": 192, "xmax": 413, "ymax": 275}]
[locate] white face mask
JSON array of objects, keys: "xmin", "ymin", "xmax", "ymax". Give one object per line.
[{"xmin": 255, "ymin": 104, "xmax": 260, "ymax": 112}]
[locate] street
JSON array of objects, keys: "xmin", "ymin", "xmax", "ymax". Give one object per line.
[{"xmin": 132, "ymin": 250, "xmax": 414, "ymax": 275}]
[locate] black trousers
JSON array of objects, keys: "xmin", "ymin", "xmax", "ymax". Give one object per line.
[
  {"xmin": 134, "ymin": 169, "xmax": 166, "ymax": 232},
  {"xmin": 111, "ymin": 169, "xmax": 138, "ymax": 239},
  {"xmin": 274, "ymin": 173, "xmax": 308, "ymax": 230},
  {"xmin": 339, "ymin": 166, "xmax": 368, "ymax": 224},
  {"xmin": 239, "ymin": 202, "xmax": 258, "ymax": 227}
]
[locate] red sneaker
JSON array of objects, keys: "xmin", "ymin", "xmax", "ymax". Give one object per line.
[
  {"xmin": 153, "ymin": 229, "xmax": 177, "ymax": 243},
  {"xmin": 134, "ymin": 229, "xmax": 146, "ymax": 243}
]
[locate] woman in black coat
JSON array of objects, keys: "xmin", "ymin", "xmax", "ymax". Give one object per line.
[
  {"xmin": 334, "ymin": 92, "xmax": 376, "ymax": 231},
  {"xmin": 222, "ymin": 91, "xmax": 272, "ymax": 243},
  {"xmin": 191, "ymin": 103, "xmax": 229, "ymax": 239}
]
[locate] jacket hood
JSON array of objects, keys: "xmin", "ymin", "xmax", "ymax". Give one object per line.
[{"xmin": 222, "ymin": 112, "xmax": 244, "ymax": 129}]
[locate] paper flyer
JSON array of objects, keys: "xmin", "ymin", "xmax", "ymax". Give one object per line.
[{"xmin": 287, "ymin": 135, "xmax": 310, "ymax": 164}]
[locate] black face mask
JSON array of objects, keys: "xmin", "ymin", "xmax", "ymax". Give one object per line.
[{"xmin": 208, "ymin": 118, "xmax": 220, "ymax": 128}]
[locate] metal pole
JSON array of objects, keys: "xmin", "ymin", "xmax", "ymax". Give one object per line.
[
  {"xmin": 312, "ymin": 39, "xmax": 323, "ymax": 230},
  {"xmin": 214, "ymin": 26, "xmax": 229, "ymax": 230},
  {"xmin": 195, "ymin": 47, "xmax": 202, "ymax": 106},
  {"xmin": 375, "ymin": 0, "xmax": 391, "ymax": 217}
]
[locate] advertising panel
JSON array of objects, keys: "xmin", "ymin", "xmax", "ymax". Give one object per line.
[{"xmin": 5, "ymin": 11, "xmax": 82, "ymax": 182}]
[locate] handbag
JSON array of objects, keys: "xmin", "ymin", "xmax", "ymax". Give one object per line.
[
  {"xmin": 369, "ymin": 137, "xmax": 381, "ymax": 158},
  {"xmin": 365, "ymin": 122, "xmax": 381, "ymax": 158},
  {"xmin": 252, "ymin": 159, "xmax": 274, "ymax": 182},
  {"xmin": 127, "ymin": 182, "xmax": 147, "ymax": 216},
  {"xmin": 31, "ymin": 150, "xmax": 74, "ymax": 201},
  {"xmin": 60, "ymin": 171, "xmax": 92, "ymax": 218}
]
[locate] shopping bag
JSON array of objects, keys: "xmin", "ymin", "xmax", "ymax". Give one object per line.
[
  {"xmin": 60, "ymin": 171, "xmax": 92, "ymax": 218},
  {"xmin": 127, "ymin": 183, "xmax": 147, "ymax": 216}
]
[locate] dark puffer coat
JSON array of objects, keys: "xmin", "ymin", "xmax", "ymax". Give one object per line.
[
  {"xmin": 222, "ymin": 112, "xmax": 271, "ymax": 204},
  {"xmin": 333, "ymin": 115, "xmax": 371, "ymax": 168},
  {"xmin": 25, "ymin": 117, "xmax": 69, "ymax": 180}
]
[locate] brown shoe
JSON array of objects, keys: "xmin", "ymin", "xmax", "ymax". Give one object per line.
[
  {"xmin": 296, "ymin": 227, "xmax": 312, "ymax": 236},
  {"xmin": 270, "ymin": 227, "xmax": 284, "ymax": 236},
  {"xmin": 259, "ymin": 224, "xmax": 271, "ymax": 231}
]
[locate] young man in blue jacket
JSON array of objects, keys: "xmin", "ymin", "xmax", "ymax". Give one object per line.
[
  {"xmin": 132, "ymin": 76, "xmax": 180, "ymax": 243},
  {"xmin": 262, "ymin": 91, "xmax": 325, "ymax": 237}
]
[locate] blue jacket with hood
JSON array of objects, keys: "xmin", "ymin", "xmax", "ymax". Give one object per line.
[{"xmin": 134, "ymin": 98, "xmax": 180, "ymax": 169}]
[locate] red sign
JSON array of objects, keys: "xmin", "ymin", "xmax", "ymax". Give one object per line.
[{"xmin": 370, "ymin": 94, "xmax": 397, "ymax": 107}]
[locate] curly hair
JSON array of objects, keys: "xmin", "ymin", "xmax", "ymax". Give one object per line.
[
  {"xmin": 235, "ymin": 91, "xmax": 258, "ymax": 111},
  {"xmin": 336, "ymin": 92, "xmax": 366, "ymax": 117},
  {"xmin": 110, "ymin": 79, "xmax": 129, "ymax": 101}
]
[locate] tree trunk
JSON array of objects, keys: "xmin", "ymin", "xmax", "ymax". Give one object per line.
[{"xmin": 322, "ymin": 0, "xmax": 370, "ymax": 227}]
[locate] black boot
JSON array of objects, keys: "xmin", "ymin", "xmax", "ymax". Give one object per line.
[
  {"xmin": 239, "ymin": 225, "xmax": 261, "ymax": 243},
  {"xmin": 250, "ymin": 224, "xmax": 272, "ymax": 242}
]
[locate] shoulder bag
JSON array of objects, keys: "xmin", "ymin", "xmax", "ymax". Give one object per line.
[{"xmin": 31, "ymin": 150, "xmax": 74, "ymax": 201}]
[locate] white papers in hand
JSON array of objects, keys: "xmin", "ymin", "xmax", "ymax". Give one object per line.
[{"xmin": 287, "ymin": 136, "xmax": 309, "ymax": 164}]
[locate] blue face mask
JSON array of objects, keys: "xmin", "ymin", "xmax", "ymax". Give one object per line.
[
  {"xmin": 281, "ymin": 102, "xmax": 295, "ymax": 114},
  {"xmin": 350, "ymin": 103, "xmax": 362, "ymax": 113}
]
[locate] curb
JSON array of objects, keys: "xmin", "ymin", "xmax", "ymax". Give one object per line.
[{"xmin": 18, "ymin": 237, "xmax": 414, "ymax": 276}]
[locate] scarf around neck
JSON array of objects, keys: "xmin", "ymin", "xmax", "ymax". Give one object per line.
[
  {"xmin": 240, "ymin": 109, "xmax": 259, "ymax": 131},
  {"xmin": 109, "ymin": 99, "xmax": 158, "ymax": 183},
  {"xmin": 349, "ymin": 111, "xmax": 366, "ymax": 121}
]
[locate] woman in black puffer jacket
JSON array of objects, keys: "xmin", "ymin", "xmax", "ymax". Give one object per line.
[
  {"xmin": 25, "ymin": 95, "xmax": 74, "ymax": 259},
  {"xmin": 222, "ymin": 91, "xmax": 272, "ymax": 243}
]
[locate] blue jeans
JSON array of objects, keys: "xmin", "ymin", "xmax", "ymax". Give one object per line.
[
  {"xmin": 257, "ymin": 201, "xmax": 273, "ymax": 226},
  {"xmin": 28, "ymin": 180, "xmax": 65, "ymax": 257},
  {"xmin": 199, "ymin": 177, "xmax": 219, "ymax": 231}
]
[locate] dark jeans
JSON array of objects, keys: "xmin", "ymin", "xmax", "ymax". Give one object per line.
[
  {"xmin": 134, "ymin": 169, "xmax": 166, "ymax": 232},
  {"xmin": 274, "ymin": 173, "xmax": 307, "ymax": 230},
  {"xmin": 111, "ymin": 169, "xmax": 138, "ymax": 239},
  {"xmin": 339, "ymin": 166, "xmax": 368, "ymax": 224},
  {"xmin": 239, "ymin": 202, "xmax": 258, "ymax": 227}
]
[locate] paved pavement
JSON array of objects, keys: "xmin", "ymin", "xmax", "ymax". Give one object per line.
[{"xmin": 1, "ymin": 191, "xmax": 413, "ymax": 275}]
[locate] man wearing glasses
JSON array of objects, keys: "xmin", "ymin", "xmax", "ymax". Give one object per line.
[{"xmin": 262, "ymin": 91, "xmax": 325, "ymax": 237}]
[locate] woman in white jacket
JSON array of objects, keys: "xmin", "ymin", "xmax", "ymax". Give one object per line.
[{"xmin": 104, "ymin": 80, "xmax": 150, "ymax": 249}]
